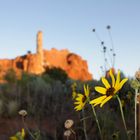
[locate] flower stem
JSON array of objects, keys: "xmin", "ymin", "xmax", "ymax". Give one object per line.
[
  {"xmin": 116, "ymin": 95, "xmax": 128, "ymax": 139},
  {"xmin": 135, "ymin": 89, "xmax": 138, "ymax": 140},
  {"xmin": 22, "ymin": 116, "xmax": 37, "ymax": 140},
  {"xmin": 70, "ymin": 128, "xmax": 76, "ymax": 140},
  {"xmin": 91, "ymin": 104, "xmax": 103, "ymax": 140},
  {"xmin": 82, "ymin": 109, "xmax": 88, "ymax": 140},
  {"xmin": 67, "ymin": 136, "xmax": 69, "ymax": 140}
]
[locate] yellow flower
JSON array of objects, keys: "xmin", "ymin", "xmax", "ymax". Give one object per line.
[
  {"xmin": 71, "ymin": 82, "xmax": 77, "ymax": 99},
  {"xmin": 10, "ymin": 128, "xmax": 25, "ymax": 140},
  {"xmin": 121, "ymin": 100, "xmax": 125, "ymax": 107},
  {"xmin": 74, "ymin": 84, "xmax": 89, "ymax": 111},
  {"xmin": 21, "ymin": 128, "xmax": 25, "ymax": 138},
  {"xmin": 72, "ymin": 91, "xmax": 77, "ymax": 99},
  {"xmin": 71, "ymin": 82, "xmax": 77, "ymax": 90},
  {"xmin": 10, "ymin": 136, "xmax": 18, "ymax": 140},
  {"xmin": 90, "ymin": 69, "xmax": 128, "ymax": 107}
]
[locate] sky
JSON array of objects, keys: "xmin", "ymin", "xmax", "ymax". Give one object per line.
[{"xmin": 0, "ymin": 0, "xmax": 139, "ymax": 79}]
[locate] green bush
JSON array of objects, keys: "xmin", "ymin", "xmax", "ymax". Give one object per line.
[
  {"xmin": 7, "ymin": 100, "xmax": 19, "ymax": 116},
  {"xmin": 44, "ymin": 67, "xmax": 68, "ymax": 83},
  {"xmin": 4, "ymin": 69, "xmax": 17, "ymax": 83}
]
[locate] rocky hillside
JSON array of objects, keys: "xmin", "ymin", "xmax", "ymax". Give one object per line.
[{"xmin": 0, "ymin": 31, "xmax": 92, "ymax": 81}]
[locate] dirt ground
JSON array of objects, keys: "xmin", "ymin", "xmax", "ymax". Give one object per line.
[{"xmin": 0, "ymin": 117, "xmax": 56, "ymax": 140}]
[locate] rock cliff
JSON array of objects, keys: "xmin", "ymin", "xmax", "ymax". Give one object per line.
[{"xmin": 0, "ymin": 31, "xmax": 92, "ymax": 81}]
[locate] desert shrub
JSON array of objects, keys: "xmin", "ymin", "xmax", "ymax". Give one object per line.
[
  {"xmin": 26, "ymin": 76, "xmax": 52, "ymax": 117},
  {"xmin": 4, "ymin": 69, "xmax": 17, "ymax": 83},
  {"xmin": 0, "ymin": 99, "xmax": 4, "ymax": 115},
  {"xmin": 44, "ymin": 67, "xmax": 68, "ymax": 83},
  {"xmin": 7, "ymin": 100, "xmax": 19, "ymax": 117},
  {"xmin": 41, "ymin": 74, "xmax": 53, "ymax": 84},
  {"xmin": 0, "ymin": 70, "xmax": 135, "ymax": 139}
]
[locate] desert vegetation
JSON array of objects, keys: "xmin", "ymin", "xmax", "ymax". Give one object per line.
[{"xmin": 0, "ymin": 67, "xmax": 136, "ymax": 140}]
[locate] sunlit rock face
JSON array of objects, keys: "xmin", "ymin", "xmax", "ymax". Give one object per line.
[
  {"xmin": 135, "ymin": 69, "xmax": 140, "ymax": 80},
  {"xmin": 0, "ymin": 49, "xmax": 92, "ymax": 81},
  {"xmin": 0, "ymin": 31, "xmax": 92, "ymax": 81},
  {"xmin": 43, "ymin": 48, "xmax": 92, "ymax": 81}
]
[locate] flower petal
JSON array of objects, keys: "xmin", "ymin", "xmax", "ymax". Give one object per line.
[
  {"xmin": 95, "ymin": 87, "xmax": 107, "ymax": 94},
  {"xmin": 75, "ymin": 96, "xmax": 82, "ymax": 101},
  {"xmin": 10, "ymin": 136, "xmax": 18, "ymax": 140},
  {"xmin": 21, "ymin": 128, "xmax": 25, "ymax": 138},
  {"xmin": 109, "ymin": 69, "xmax": 115, "ymax": 87},
  {"xmin": 74, "ymin": 105, "xmax": 82, "ymax": 111},
  {"xmin": 84, "ymin": 84, "xmax": 89, "ymax": 97},
  {"xmin": 115, "ymin": 70, "xmax": 120, "ymax": 89},
  {"xmin": 90, "ymin": 95, "xmax": 106, "ymax": 104},
  {"xmin": 93, "ymin": 102, "xmax": 102, "ymax": 107},
  {"xmin": 102, "ymin": 77, "xmax": 111, "ymax": 88},
  {"xmin": 75, "ymin": 94, "xmax": 83, "ymax": 101},
  {"xmin": 77, "ymin": 94, "xmax": 83, "ymax": 97},
  {"xmin": 72, "ymin": 91, "xmax": 77, "ymax": 99},
  {"xmin": 74, "ymin": 102, "xmax": 85, "ymax": 111},
  {"xmin": 75, "ymin": 104, "xmax": 81, "ymax": 109},
  {"xmin": 74, "ymin": 101, "xmax": 81, "ymax": 104},
  {"xmin": 100, "ymin": 96, "xmax": 112, "ymax": 107},
  {"xmin": 116, "ymin": 78, "xmax": 128, "ymax": 91}
]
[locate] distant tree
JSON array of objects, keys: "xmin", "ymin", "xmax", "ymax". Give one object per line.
[
  {"xmin": 27, "ymin": 50, "xmax": 31, "ymax": 54},
  {"xmin": 43, "ymin": 67, "xmax": 68, "ymax": 83}
]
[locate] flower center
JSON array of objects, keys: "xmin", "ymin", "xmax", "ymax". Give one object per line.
[
  {"xmin": 106, "ymin": 87, "xmax": 115, "ymax": 96},
  {"xmin": 82, "ymin": 95, "xmax": 87, "ymax": 103}
]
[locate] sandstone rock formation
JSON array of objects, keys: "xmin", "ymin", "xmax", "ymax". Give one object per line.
[
  {"xmin": 36, "ymin": 31, "xmax": 44, "ymax": 68},
  {"xmin": 0, "ymin": 31, "xmax": 92, "ymax": 81},
  {"xmin": 135, "ymin": 68, "xmax": 140, "ymax": 80},
  {"xmin": 43, "ymin": 48, "xmax": 92, "ymax": 81}
]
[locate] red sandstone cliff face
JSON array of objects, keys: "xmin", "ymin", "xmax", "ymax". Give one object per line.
[
  {"xmin": 43, "ymin": 48, "xmax": 92, "ymax": 81},
  {"xmin": 0, "ymin": 48, "xmax": 92, "ymax": 81}
]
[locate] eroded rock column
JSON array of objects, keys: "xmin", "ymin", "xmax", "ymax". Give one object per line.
[{"xmin": 37, "ymin": 31, "xmax": 43, "ymax": 66}]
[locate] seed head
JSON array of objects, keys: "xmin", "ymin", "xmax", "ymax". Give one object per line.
[
  {"xmin": 107, "ymin": 25, "xmax": 111, "ymax": 29},
  {"xmin": 64, "ymin": 130, "xmax": 72, "ymax": 137},
  {"xmin": 64, "ymin": 119, "xmax": 74, "ymax": 129},
  {"xmin": 101, "ymin": 41, "xmax": 104, "ymax": 45},
  {"xmin": 18, "ymin": 110, "xmax": 27, "ymax": 117}
]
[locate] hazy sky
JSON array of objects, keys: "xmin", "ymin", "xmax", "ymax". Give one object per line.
[{"xmin": 0, "ymin": 0, "xmax": 139, "ymax": 79}]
